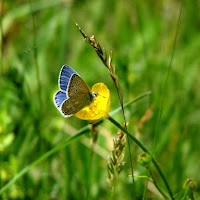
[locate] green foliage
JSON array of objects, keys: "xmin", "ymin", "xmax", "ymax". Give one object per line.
[{"xmin": 1, "ymin": 0, "xmax": 200, "ymax": 199}]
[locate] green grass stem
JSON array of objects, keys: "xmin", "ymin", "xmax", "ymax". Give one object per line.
[
  {"xmin": 28, "ymin": 0, "xmax": 42, "ymax": 108},
  {"xmin": 152, "ymin": 3, "xmax": 183, "ymax": 156},
  {"xmin": 108, "ymin": 116, "xmax": 174, "ymax": 200},
  {"xmin": 0, "ymin": 0, "xmax": 3, "ymax": 75},
  {"xmin": 150, "ymin": 170, "xmax": 169, "ymax": 200}
]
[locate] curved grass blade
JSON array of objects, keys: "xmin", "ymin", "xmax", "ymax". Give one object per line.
[
  {"xmin": 0, "ymin": 126, "xmax": 89, "ymax": 195},
  {"xmin": 108, "ymin": 116, "xmax": 174, "ymax": 200},
  {"xmin": 0, "ymin": 91, "xmax": 151, "ymax": 195}
]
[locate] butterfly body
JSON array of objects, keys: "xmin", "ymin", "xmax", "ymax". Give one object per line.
[{"xmin": 54, "ymin": 65, "xmax": 98, "ymax": 117}]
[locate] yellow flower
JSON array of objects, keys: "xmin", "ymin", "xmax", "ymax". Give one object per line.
[{"xmin": 75, "ymin": 83, "xmax": 111, "ymax": 121}]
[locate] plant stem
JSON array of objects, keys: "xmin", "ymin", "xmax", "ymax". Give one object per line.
[
  {"xmin": 0, "ymin": 1, "xmax": 4, "ymax": 196},
  {"xmin": 118, "ymin": 92, "xmax": 136, "ymax": 199},
  {"xmin": 108, "ymin": 116, "xmax": 174, "ymax": 200},
  {"xmin": 152, "ymin": 3, "xmax": 182, "ymax": 156},
  {"xmin": 142, "ymin": 176, "xmax": 148, "ymax": 200},
  {"xmin": 181, "ymin": 186, "xmax": 189, "ymax": 200},
  {"xmin": 0, "ymin": 0, "xmax": 3, "ymax": 75},
  {"xmin": 150, "ymin": 171, "xmax": 169, "ymax": 200},
  {"xmin": 29, "ymin": 0, "xmax": 42, "ymax": 108}
]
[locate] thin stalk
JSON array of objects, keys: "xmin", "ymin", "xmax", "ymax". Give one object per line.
[
  {"xmin": 28, "ymin": 0, "xmax": 42, "ymax": 107},
  {"xmin": 86, "ymin": 142, "xmax": 95, "ymax": 199},
  {"xmin": 119, "ymin": 91, "xmax": 136, "ymax": 198},
  {"xmin": 103, "ymin": 51, "xmax": 137, "ymax": 199},
  {"xmin": 108, "ymin": 116, "xmax": 174, "ymax": 200},
  {"xmin": 109, "ymin": 52, "xmax": 136, "ymax": 200},
  {"xmin": 132, "ymin": 173, "xmax": 168, "ymax": 199},
  {"xmin": 133, "ymin": 175, "xmax": 153, "ymax": 182},
  {"xmin": 0, "ymin": 0, "xmax": 3, "ymax": 75},
  {"xmin": 99, "ymin": 50, "xmax": 136, "ymax": 198},
  {"xmin": 0, "ymin": 1, "xmax": 3, "ymax": 196},
  {"xmin": 152, "ymin": 3, "xmax": 183, "ymax": 155},
  {"xmin": 181, "ymin": 186, "xmax": 189, "ymax": 200},
  {"xmin": 150, "ymin": 171, "xmax": 169, "ymax": 200},
  {"xmin": 115, "ymin": 88, "xmax": 136, "ymax": 199},
  {"xmin": 142, "ymin": 176, "xmax": 148, "ymax": 200}
]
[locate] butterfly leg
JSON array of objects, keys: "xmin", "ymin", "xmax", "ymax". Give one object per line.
[
  {"xmin": 99, "ymin": 94, "xmax": 106, "ymax": 98},
  {"xmin": 83, "ymin": 110, "xmax": 87, "ymax": 118},
  {"xmin": 92, "ymin": 104, "xmax": 97, "ymax": 109},
  {"xmin": 88, "ymin": 104, "xmax": 98, "ymax": 117}
]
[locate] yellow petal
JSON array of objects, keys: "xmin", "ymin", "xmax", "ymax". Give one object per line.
[{"xmin": 75, "ymin": 83, "xmax": 111, "ymax": 121}]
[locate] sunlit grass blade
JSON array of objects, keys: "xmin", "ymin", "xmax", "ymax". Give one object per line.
[{"xmin": 0, "ymin": 125, "xmax": 89, "ymax": 195}]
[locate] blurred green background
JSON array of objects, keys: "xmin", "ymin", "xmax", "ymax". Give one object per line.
[{"xmin": 0, "ymin": 0, "xmax": 200, "ymax": 199}]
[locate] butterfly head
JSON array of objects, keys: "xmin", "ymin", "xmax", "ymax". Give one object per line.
[
  {"xmin": 90, "ymin": 92, "xmax": 98, "ymax": 101},
  {"xmin": 92, "ymin": 92, "xmax": 98, "ymax": 98}
]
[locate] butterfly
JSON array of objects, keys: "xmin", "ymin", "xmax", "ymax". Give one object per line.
[{"xmin": 53, "ymin": 65, "xmax": 98, "ymax": 118}]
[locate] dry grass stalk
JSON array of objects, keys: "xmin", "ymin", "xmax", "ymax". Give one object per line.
[
  {"xmin": 75, "ymin": 23, "xmax": 123, "ymax": 104},
  {"xmin": 107, "ymin": 123, "xmax": 128, "ymax": 191}
]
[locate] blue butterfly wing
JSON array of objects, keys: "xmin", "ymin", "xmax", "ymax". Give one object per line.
[
  {"xmin": 54, "ymin": 65, "xmax": 90, "ymax": 118},
  {"xmin": 54, "ymin": 90, "xmax": 67, "ymax": 108},
  {"xmin": 59, "ymin": 65, "xmax": 78, "ymax": 91}
]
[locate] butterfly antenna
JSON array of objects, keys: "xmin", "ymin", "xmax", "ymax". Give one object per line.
[{"xmin": 98, "ymin": 94, "xmax": 106, "ymax": 98}]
